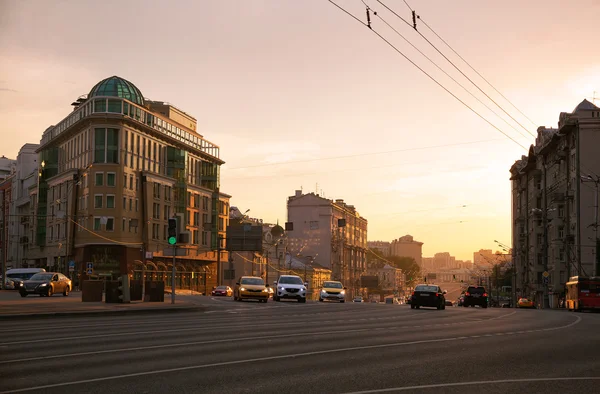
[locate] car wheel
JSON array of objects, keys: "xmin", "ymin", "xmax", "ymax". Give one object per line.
[
  {"xmin": 319, "ymin": 298, "xmax": 324, "ymax": 302},
  {"xmin": 340, "ymin": 300, "xmax": 345, "ymax": 303},
  {"xmin": 410, "ymin": 304, "xmax": 415, "ymax": 309},
  {"xmin": 20, "ymin": 291, "xmax": 27, "ymax": 298},
  {"xmin": 274, "ymin": 295, "xmax": 280, "ymax": 302},
  {"xmin": 63, "ymin": 286, "xmax": 70, "ymax": 296},
  {"xmin": 298, "ymin": 298, "xmax": 306, "ymax": 303},
  {"xmin": 47, "ymin": 287, "xmax": 53, "ymax": 297}
]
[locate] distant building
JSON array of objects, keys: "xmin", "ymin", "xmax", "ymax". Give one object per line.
[
  {"xmin": 366, "ymin": 263, "xmax": 405, "ymax": 295},
  {"xmin": 0, "ymin": 155, "xmax": 16, "ymax": 182},
  {"xmin": 367, "ymin": 241, "xmax": 390, "ymax": 257},
  {"xmin": 390, "ymin": 235, "xmax": 423, "ymax": 267},
  {"xmin": 287, "ymin": 190, "xmax": 367, "ymax": 297}
]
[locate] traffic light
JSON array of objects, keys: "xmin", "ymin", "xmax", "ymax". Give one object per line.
[
  {"xmin": 168, "ymin": 217, "xmax": 178, "ymax": 245},
  {"xmin": 117, "ymin": 275, "xmax": 131, "ymax": 303}
]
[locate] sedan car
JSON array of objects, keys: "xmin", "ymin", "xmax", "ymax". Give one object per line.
[
  {"xmin": 410, "ymin": 284, "xmax": 447, "ymax": 310},
  {"xmin": 211, "ymin": 286, "xmax": 233, "ymax": 297},
  {"xmin": 20, "ymin": 272, "xmax": 71, "ymax": 297},
  {"xmin": 319, "ymin": 280, "xmax": 346, "ymax": 303},
  {"xmin": 234, "ymin": 276, "xmax": 270, "ymax": 303},
  {"xmin": 517, "ymin": 298, "xmax": 536, "ymax": 309}
]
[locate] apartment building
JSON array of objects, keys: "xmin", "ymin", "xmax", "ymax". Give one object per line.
[
  {"xmin": 286, "ymin": 190, "xmax": 368, "ymax": 296},
  {"xmin": 510, "ymin": 99, "xmax": 600, "ymax": 307},
  {"xmin": 390, "ymin": 235, "xmax": 423, "ymax": 267}
]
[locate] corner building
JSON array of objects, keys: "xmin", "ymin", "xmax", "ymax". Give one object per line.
[{"xmin": 29, "ymin": 76, "xmax": 230, "ymax": 287}]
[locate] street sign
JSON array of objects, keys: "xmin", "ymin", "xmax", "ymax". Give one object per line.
[
  {"xmin": 543, "ymin": 276, "xmax": 549, "ymax": 285},
  {"xmin": 86, "ymin": 262, "xmax": 93, "ymax": 275},
  {"xmin": 145, "ymin": 251, "xmax": 153, "ymax": 259},
  {"xmin": 68, "ymin": 261, "xmax": 75, "ymax": 272},
  {"xmin": 542, "ymin": 271, "xmax": 549, "ymax": 278}
]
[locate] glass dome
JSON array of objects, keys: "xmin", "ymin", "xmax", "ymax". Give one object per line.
[{"xmin": 88, "ymin": 76, "xmax": 144, "ymax": 105}]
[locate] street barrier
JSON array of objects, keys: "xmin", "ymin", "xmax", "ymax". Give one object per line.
[{"xmin": 81, "ymin": 280, "xmax": 103, "ymax": 302}]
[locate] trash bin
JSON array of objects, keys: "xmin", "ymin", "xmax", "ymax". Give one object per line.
[
  {"xmin": 81, "ymin": 280, "xmax": 103, "ymax": 302},
  {"xmin": 144, "ymin": 281, "xmax": 165, "ymax": 302},
  {"xmin": 130, "ymin": 280, "xmax": 143, "ymax": 301}
]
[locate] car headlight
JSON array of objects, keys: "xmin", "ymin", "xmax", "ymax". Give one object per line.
[
  {"xmin": 340, "ymin": 290, "xmax": 345, "ymax": 295},
  {"xmin": 279, "ymin": 286, "xmax": 285, "ymax": 291},
  {"xmin": 262, "ymin": 288, "xmax": 268, "ymax": 292},
  {"xmin": 239, "ymin": 287, "xmax": 246, "ymax": 292},
  {"xmin": 301, "ymin": 287, "xmax": 306, "ymax": 291},
  {"xmin": 321, "ymin": 289, "xmax": 327, "ymax": 293},
  {"xmin": 39, "ymin": 283, "xmax": 48, "ymax": 287}
]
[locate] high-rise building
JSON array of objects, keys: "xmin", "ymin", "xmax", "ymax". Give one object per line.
[
  {"xmin": 510, "ymin": 99, "xmax": 600, "ymax": 307},
  {"xmin": 390, "ymin": 235, "xmax": 423, "ymax": 267},
  {"xmin": 25, "ymin": 76, "xmax": 230, "ymax": 287},
  {"xmin": 287, "ymin": 190, "xmax": 367, "ymax": 296}
]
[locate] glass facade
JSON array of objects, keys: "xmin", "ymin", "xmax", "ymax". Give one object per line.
[{"xmin": 88, "ymin": 76, "xmax": 145, "ymax": 106}]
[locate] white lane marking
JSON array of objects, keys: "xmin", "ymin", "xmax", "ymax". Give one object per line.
[
  {"xmin": 1, "ymin": 308, "xmax": 511, "ymax": 346},
  {"xmin": 0, "ymin": 315, "xmax": 582, "ymax": 393},
  {"xmin": 340, "ymin": 377, "xmax": 600, "ymax": 393},
  {"xmin": 0, "ymin": 311, "xmax": 518, "ymax": 364}
]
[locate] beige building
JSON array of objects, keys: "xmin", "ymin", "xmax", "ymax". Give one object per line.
[
  {"xmin": 510, "ymin": 99, "xmax": 600, "ymax": 307},
  {"xmin": 25, "ymin": 76, "xmax": 230, "ymax": 290},
  {"xmin": 366, "ymin": 263, "xmax": 405, "ymax": 295},
  {"xmin": 390, "ymin": 235, "xmax": 423, "ymax": 267},
  {"xmin": 367, "ymin": 241, "xmax": 390, "ymax": 257},
  {"xmin": 286, "ymin": 190, "xmax": 367, "ymax": 296}
]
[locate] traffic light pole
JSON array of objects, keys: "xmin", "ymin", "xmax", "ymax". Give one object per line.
[{"xmin": 171, "ymin": 244, "xmax": 176, "ymax": 304}]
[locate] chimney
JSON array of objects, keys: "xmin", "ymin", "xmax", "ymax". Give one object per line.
[{"xmin": 295, "ymin": 190, "xmax": 302, "ymax": 197}]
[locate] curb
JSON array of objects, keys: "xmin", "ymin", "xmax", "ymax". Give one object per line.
[{"xmin": 0, "ymin": 304, "xmax": 206, "ymax": 320}]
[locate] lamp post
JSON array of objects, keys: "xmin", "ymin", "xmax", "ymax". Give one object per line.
[{"xmin": 495, "ymin": 240, "xmax": 516, "ymax": 308}]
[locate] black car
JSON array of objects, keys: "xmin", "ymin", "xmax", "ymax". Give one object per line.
[
  {"xmin": 20, "ymin": 272, "xmax": 72, "ymax": 297},
  {"xmin": 410, "ymin": 284, "xmax": 447, "ymax": 310},
  {"xmin": 463, "ymin": 286, "xmax": 488, "ymax": 308}
]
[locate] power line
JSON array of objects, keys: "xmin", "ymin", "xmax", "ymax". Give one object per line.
[
  {"xmin": 371, "ymin": 9, "xmax": 532, "ymax": 142},
  {"xmin": 374, "ymin": 0, "xmax": 537, "ymax": 138},
  {"xmin": 417, "ymin": 17, "xmax": 539, "ymax": 128},
  {"xmin": 226, "ymin": 138, "xmax": 504, "ymax": 170},
  {"xmin": 327, "ymin": 0, "xmax": 528, "ymax": 150}
]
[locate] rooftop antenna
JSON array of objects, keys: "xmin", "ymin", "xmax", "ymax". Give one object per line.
[{"xmin": 589, "ymin": 91, "xmax": 599, "ymax": 104}]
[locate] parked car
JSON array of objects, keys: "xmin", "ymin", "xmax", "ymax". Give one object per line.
[
  {"xmin": 410, "ymin": 284, "xmax": 447, "ymax": 310},
  {"xmin": 273, "ymin": 275, "xmax": 307, "ymax": 303},
  {"xmin": 211, "ymin": 285, "xmax": 233, "ymax": 297},
  {"xmin": 353, "ymin": 296, "xmax": 364, "ymax": 303},
  {"xmin": 233, "ymin": 276, "xmax": 269, "ymax": 303},
  {"xmin": 463, "ymin": 286, "xmax": 488, "ymax": 308},
  {"xmin": 319, "ymin": 280, "xmax": 346, "ymax": 303},
  {"xmin": 20, "ymin": 272, "xmax": 71, "ymax": 297}
]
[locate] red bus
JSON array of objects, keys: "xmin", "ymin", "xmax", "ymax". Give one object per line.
[{"xmin": 565, "ymin": 276, "xmax": 600, "ymax": 311}]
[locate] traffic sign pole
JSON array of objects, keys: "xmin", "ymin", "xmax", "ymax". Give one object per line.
[{"xmin": 171, "ymin": 245, "xmax": 176, "ymax": 304}]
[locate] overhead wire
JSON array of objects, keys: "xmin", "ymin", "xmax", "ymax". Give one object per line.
[
  {"xmin": 374, "ymin": 0, "xmax": 537, "ymax": 138},
  {"xmin": 326, "ymin": 0, "xmax": 528, "ymax": 150}
]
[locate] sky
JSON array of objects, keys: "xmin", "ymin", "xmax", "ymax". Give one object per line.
[{"xmin": 1, "ymin": 0, "xmax": 599, "ymax": 261}]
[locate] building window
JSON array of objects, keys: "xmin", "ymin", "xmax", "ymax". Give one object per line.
[
  {"xmin": 558, "ymin": 205, "xmax": 565, "ymax": 217},
  {"xmin": 129, "ymin": 198, "xmax": 132, "ymax": 211},
  {"xmin": 193, "ymin": 212, "xmax": 199, "ymax": 227},
  {"xmin": 123, "ymin": 174, "xmax": 127, "ymax": 189},
  {"xmin": 558, "ymin": 227, "xmax": 565, "ymax": 239},
  {"xmin": 95, "ymin": 172, "xmax": 104, "ymax": 186},
  {"xmin": 164, "ymin": 205, "xmax": 170, "ymax": 220},
  {"xmin": 94, "ymin": 128, "xmax": 119, "ymax": 164},
  {"xmin": 106, "ymin": 195, "xmax": 115, "ymax": 209},
  {"xmin": 123, "ymin": 197, "xmax": 126, "ymax": 209},
  {"xmin": 122, "ymin": 218, "xmax": 126, "ymax": 232},
  {"xmin": 106, "ymin": 217, "xmax": 114, "ymax": 231},
  {"xmin": 129, "ymin": 175, "xmax": 133, "ymax": 190},
  {"xmin": 202, "ymin": 231, "xmax": 208, "ymax": 246},
  {"xmin": 94, "ymin": 217, "xmax": 101, "ymax": 231},
  {"xmin": 135, "ymin": 198, "xmax": 139, "ymax": 212},
  {"xmin": 94, "ymin": 195, "xmax": 103, "ymax": 209},
  {"xmin": 153, "ymin": 203, "xmax": 160, "ymax": 219},
  {"xmin": 107, "ymin": 172, "xmax": 116, "ymax": 187},
  {"xmin": 153, "ymin": 182, "xmax": 161, "ymax": 199},
  {"xmin": 193, "ymin": 230, "xmax": 199, "ymax": 244}
]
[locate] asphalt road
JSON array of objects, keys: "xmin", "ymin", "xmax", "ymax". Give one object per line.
[{"xmin": 0, "ymin": 297, "xmax": 598, "ymax": 394}]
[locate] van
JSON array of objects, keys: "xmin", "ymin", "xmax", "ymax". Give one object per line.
[{"xmin": 5, "ymin": 268, "xmax": 46, "ymax": 290}]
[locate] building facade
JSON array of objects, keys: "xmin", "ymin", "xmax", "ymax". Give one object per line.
[
  {"xmin": 367, "ymin": 241, "xmax": 390, "ymax": 257},
  {"xmin": 510, "ymin": 99, "xmax": 600, "ymax": 307},
  {"xmin": 286, "ymin": 190, "xmax": 368, "ymax": 297},
  {"xmin": 389, "ymin": 235, "xmax": 423, "ymax": 267},
  {"xmin": 23, "ymin": 76, "xmax": 230, "ymax": 288}
]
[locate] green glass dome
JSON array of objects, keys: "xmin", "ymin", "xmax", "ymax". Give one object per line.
[{"xmin": 88, "ymin": 76, "xmax": 144, "ymax": 105}]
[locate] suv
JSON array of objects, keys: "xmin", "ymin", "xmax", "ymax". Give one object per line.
[
  {"xmin": 274, "ymin": 275, "xmax": 307, "ymax": 303},
  {"xmin": 463, "ymin": 286, "xmax": 488, "ymax": 308}
]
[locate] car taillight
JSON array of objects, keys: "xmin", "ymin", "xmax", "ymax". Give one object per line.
[
  {"xmin": 434, "ymin": 293, "xmax": 439, "ymax": 297},
  {"xmin": 412, "ymin": 291, "xmax": 415, "ymax": 296},
  {"xmin": 483, "ymin": 293, "xmax": 488, "ymax": 297},
  {"xmin": 465, "ymin": 292, "xmax": 470, "ymax": 296}
]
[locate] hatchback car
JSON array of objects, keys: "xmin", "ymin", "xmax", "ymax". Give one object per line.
[
  {"xmin": 20, "ymin": 272, "xmax": 71, "ymax": 297},
  {"xmin": 410, "ymin": 284, "xmax": 447, "ymax": 310},
  {"xmin": 517, "ymin": 298, "xmax": 536, "ymax": 309},
  {"xmin": 234, "ymin": 276, "xmax": 270, "ymax": 303},
  {"xmin": 319, "ymin": 280, "xmax": 346, "ymax": 302}
]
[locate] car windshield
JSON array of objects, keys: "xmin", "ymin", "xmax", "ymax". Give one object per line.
[
  {"xmin": 240, "ymin": 278, "xmax": 264, "ymax": 285},
  {"xmin": 8, "ymin": 273, "xmax": 37, "ymax": 280},
  {"xmin": 29, "ymin": 273, "xmax": 53, "ymax": 281},
  {"xmin": 278, "ymin": 276, "xmax": 303, "ymax": 285},
  {"xmin": 415, "ymin": 285, "xmax": 438, "ymax": 292},
  {"xmin": 216, "ymin": 286, "xmax": 228, "ymax": 290},
  {"xmin": 323, "ymin": 281, "xmax": 343, "ymax": 288}
]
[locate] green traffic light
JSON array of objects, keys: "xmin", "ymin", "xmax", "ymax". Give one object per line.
[{"xmin": 168, "ymin": 236, "xmax": 177, "ymax": 245}]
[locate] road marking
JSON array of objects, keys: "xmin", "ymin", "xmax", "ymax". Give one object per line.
[
  {"xmin": 1, "ymin": 308, "xmax": 498, "ymax": 345},
  {"xmin": 340, "ymin": 377, "xmax": 600, "ymax": 393},
  {"xmin": 0, "ymin": 315, "xmax": 582, "ymax": 393}
]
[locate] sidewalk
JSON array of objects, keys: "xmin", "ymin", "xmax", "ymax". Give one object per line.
[{"xmin": 0, "ymin": 290, "xmax": 205, "ymax": 320}]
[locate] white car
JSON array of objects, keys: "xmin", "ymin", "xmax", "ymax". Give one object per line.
[{"xmin": 273, "ymin": 275, "xmax": 307, "ymax": 303}]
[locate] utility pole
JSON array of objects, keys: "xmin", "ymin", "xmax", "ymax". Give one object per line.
[{"xmin": 171, "ymin": 244, "xmax": 176, "ymax": 304}]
